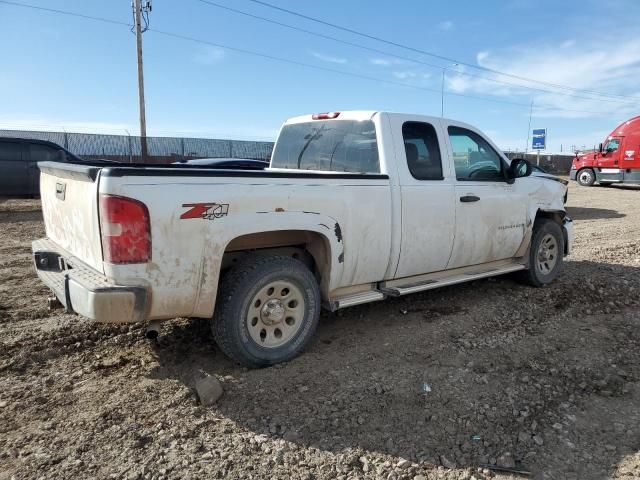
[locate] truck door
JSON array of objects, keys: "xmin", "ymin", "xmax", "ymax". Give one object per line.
[
  {"xmin": 389, "ymin": 116, "xmax": 456, "ymax": 278},
  {"xmin": 445, "ymin": 124, "xmax": 527, "ymax": 268},
  {"xmin": 599, "ymin": 136, "xmax": 623, "ymax": 169},
  {"xmin": 597, "ymin": 136, "xmax": 624, "ymax": 183},
  {"xmin": 0, "ymin": 140, "xmax": 28, "ymax": 196}
]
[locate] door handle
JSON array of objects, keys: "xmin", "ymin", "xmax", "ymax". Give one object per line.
[{"xmin": 460, "ymin": 195, "xmax": 480, "ymax": 203}]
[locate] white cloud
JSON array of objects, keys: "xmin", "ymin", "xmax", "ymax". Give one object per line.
[
  {"xmin": 311, "ymin": 52, "xmax": 348, "ymax": 64},
  {"xmin": 192, "ymin": 46, "xmax": 226, "ymax": 66},
  {"xmin": 476, "ymin": 51, "xmax": 490, "ymax": 63},
  {"xmin": 561, "ymin": 39, "xmax": 576, "ymax": 48},
  {"xmin": 370, "ymin": 58, "xmax": 403, "ymax": 67},
  {"xmin": 438, "ymin": 20, "xmax": 454, "ymax": 31},
  {"xmin": 445, "ymin": 35, "xmax": 640, "ymax": 119},
  {"xmin": 392, "ymin": 71, "xmax": 417, "ymax": 80}
]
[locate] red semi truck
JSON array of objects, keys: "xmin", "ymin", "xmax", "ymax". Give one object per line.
[{"xmin": 570, "ymin": 115, "xmax": 640, "ymax": 186}]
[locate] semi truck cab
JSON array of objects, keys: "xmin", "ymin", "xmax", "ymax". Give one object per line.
[{"xmin": 570, "ymin": 115, "xmax": 640, "ymax": 186}]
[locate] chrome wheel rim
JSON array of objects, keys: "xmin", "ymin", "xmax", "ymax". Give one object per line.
[
  {"xmin": 579, "ymin": 171, "xmax": 592, "ymax": 184},
  {"xmin": 536, "ymin": 233, "xmax": 558, "ymax": 275},
  {"xmin": 247, "ymin": 281, "xmax": 305, "ymax": 348}
]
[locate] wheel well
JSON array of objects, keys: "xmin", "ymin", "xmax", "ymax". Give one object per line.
[
  {"xmin": 221, "ymin": 230, "xmax": 332, "ymax": 297},
  {"xmin": 535, "ymin": 209, "xmax": 564, "ymax": 226},
  {"xmin": 577, "ymin": 167, "xmax": 594, "ymax": 177},
  {"xmin": 535, "ymin": 210, "xmax": 568, "ymax": 254}
]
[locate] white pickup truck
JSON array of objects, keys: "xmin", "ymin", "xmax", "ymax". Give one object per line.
[{"xmin": 33, "ymin": 111, "xmax": 573, "ymax": 367}]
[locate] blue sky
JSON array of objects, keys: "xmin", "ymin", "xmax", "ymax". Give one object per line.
[{"xmin": 1, "ymin": 0, "xmax": 640, "ymax": 152}]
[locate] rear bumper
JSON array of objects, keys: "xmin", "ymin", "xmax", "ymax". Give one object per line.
[
  {"xmin": 562, "ymin": 216, "xmax": 574, "ymax": 256},
  {"xmin": 569, "ymin": 168, "xmax": 577, "ymax": 181},
  {"xmin": 32, "ymin": 238, "xmax": 148, "ymax": 323}
]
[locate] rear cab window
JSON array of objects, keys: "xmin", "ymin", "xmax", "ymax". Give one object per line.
[
  {"xmin": 402, "ymin": 122, "xmax": 443, "ymax": 180},
  {"xmin": 271, "ymin": 120, "xmax": 380, "ymax": 173}
]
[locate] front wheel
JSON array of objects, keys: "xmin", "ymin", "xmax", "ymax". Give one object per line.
[
  {"xmin": 577, "ymin": 168, "xmax": 595, "ymax": 187},
  {"xmin": 211, "ymin": 255, "xmax": 321, "ymax": 368},
  {"xmin": 518, "ymin": 219, "xmax": 564, "ymax": 287}
]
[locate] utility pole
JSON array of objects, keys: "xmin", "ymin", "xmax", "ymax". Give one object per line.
[{"xmin": 133, "ymin": 0, "xmax": 151, "ymax": 162}]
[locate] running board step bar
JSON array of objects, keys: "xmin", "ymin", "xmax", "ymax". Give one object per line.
[
  {"xmin": 380, "ymin": 264, "xmax": 526, "ymax": 297},
  {"xmin": 328, "ymin": 291, "xmax": 386, "ymax": 311}
]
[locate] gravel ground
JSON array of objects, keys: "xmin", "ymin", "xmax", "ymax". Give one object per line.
[{"xmin": 1, "ymin": 182, "xmax": 640, "ymax": 480}]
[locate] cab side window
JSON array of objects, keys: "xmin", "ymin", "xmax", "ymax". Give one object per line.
[
  {"xmin": 0, "ymin": 142, "xmax": 23, "ymax": 161},
  {"xmin": 604, "ymin": 138, "xmax": 620, "ymax": 152},
  {"xmin": 402, "ymin": 121, "xmax": 443, "ymax": 180},
  {"xmin": 29, "ymin": 144, "xmax": 66, "ymax": 163},
  {"xmin": 448, "ymin": 126, "xmax": 505, "ymax": 181}
]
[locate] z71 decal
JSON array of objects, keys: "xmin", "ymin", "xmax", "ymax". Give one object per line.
[{"xmin": 181, "ymin": 203, "xmax": 229, "ymax": 220}]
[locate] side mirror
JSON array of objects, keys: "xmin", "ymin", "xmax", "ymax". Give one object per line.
[
  {"xmin": 598, "ymin": 143, "xmax": 603, "ymax": 153},
  {"xmin": 508, "ymin": 158, "xmax": 532, "ymax": 181}
]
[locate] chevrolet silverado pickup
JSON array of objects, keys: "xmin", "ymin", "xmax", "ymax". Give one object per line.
[{"xmin": 32, "ymin": 111, "xmax": 573, "ymax": 367}]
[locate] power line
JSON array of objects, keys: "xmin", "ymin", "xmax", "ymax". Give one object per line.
[
  {"xmin": 0, "ymin": 0, "xmax": 131, "ymax": 26},
  {"xmin": 149, "ymin": 27, "xmax": 528, "ymax": 107},
  {"xmin": 149, "ymin": 27, "xmax": 615, "ymax": 115},
  {"xmin": 195, "ymin": 0, "xmax": 638, "ymax": 106},
  {"xmin": 244, "ymin": 0, "xmax": 640, "ymax": 102},
  {"xmin": 0, "ymin": 0, "xmax": 615, "ymax": 116}
]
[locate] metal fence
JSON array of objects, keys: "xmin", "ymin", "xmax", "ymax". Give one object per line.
[
  {"xmin": 0, "ymin": 128, "xmax": 576, "ymax": 173},
  {"xmin": 0, "ymin": 129, "xmax": 275, "ymax": 163},
  {"xmin": 504, "ymin": 152, "xmax": 574, "ymax": 175}
]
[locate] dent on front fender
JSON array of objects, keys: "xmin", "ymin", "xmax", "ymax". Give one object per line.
[
  {"xmin": 514, "ymin": 179, "xmax": 567, "ymax": 258},
  {"xmin": 527, "ymin": 180, "xmax": 567, "ymax": 218}
]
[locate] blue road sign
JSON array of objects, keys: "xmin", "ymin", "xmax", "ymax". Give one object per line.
[{"xmin": 532, "ymin": 128, "xmax": 546, "ymax": 150}]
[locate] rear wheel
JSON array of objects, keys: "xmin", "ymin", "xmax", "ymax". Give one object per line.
[
  {"xmin": 518, "ymin": 219, "xmax": 564, "ymax": 287},
  {"xmin": 577, "ymin": 168, "xmax": 595, "ymax": 187},
  {"xmin": 211, "ymin": 254, "xmax": 320, "ymax": 368}
]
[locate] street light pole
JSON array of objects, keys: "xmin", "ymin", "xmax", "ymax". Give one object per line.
[
  {"xmin": 441, "ymin": 63, "xmax": 458, "ymax": 117},
  {"xmin": 441, "ymin": 69, "xmax": 445, "ymax": 117}
]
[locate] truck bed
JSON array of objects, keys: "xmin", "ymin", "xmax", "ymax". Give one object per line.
[{"xmin": 36, "ymin": 160, "xmax": 393, "ymax": 320}]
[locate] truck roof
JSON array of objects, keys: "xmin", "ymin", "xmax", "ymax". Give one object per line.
[
  {"xmin": 283, "ymin": 110, "xmax": 461, "ymax": 125},
  {"xmin": 609, "ymin": 115, "xmax": 640, "ymax": 137}
]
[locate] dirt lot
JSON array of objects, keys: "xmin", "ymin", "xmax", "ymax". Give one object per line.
[{"xmin": 1, "ymin": 183, "xmax": 640, "ymax": 480}]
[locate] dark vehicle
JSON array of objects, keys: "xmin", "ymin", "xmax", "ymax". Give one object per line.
[
  {"xmin": 0, "ymin": 137, "xmax": 82, "ymax": 196},
  {"xmin": 173, "ymin": 157, "xmax": 268, "ymax": 169},
  {"xmin": 531, "ymin": 164, "xmax": 548, "ymax": 174}
]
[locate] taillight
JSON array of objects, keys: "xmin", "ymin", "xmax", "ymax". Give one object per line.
[
  {"xmin": 312, "ymin": 112, "xmax": 340, "ymax": 120},
  {"xmin": 99, "ymin": 194, "xmax": 151, "ymax": 264}
]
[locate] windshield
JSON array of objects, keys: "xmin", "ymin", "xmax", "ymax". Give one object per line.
[{"xmin": 270, "ymin": 120, "xmax": 379, "ymax": 173}]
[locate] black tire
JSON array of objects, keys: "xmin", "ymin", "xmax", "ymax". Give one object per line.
[
  {"xmin": 518, "ymin": 219, "xmax": 564, "ymax": 287},
  {"xmin": 576, "ymin": 168, "xmax": 595, "ymax": 187},
  {"xmin": 211, "ymin": 254, "xmax": 321, "ymax": 368}
]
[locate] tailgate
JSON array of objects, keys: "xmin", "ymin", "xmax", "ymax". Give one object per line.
[{"xmin": 39, "ymin": 162, "xmax": 104, "ymax": 273}]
